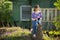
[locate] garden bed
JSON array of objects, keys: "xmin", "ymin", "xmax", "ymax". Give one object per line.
[
  {"xmin": 0, "ymin": 27, "xmax": 60, "ymax": 40},
  {"xmin": 0, "ymin": 27, "xmax": 31, "ymax": 40}
]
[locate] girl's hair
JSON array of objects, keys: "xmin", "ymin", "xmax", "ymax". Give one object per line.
[{"xmin": 34, "ymin": 5, "xmax": 39, "ymax": 11}]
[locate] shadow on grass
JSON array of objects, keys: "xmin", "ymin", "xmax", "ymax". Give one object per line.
[
  {"xmin": 0, "ymin": 27, "xmax": 33, "ymax": 40},
  {"xmin": 2, "ymin": 34, "xmax": 32, "ymax": 40}
]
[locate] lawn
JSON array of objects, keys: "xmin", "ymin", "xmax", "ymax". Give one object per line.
[
  {"xmin": 0, "ymin": 27, "xmax": 60, "ymax": 40},
  {"xmin": 0, "ymin": 27, "xmax": 31, "ymax": 40}
]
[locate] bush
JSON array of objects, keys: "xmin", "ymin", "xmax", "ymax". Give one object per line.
[{"xmin": 53, "ymin": 16, "xmax": 60, "ymax": 30}]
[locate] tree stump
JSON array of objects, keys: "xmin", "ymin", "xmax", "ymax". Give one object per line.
[{"xmin": 36, "ymin": 24, "xmax": 43, "ymax": 40}]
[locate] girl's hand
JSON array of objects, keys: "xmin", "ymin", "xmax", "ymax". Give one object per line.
[
  {"xmin": 30, "ymin": 28, "xmax": 33, "ymax": 32},
  {"xmin": 38, "ymin": 18, "xmax": 40, "ymax": 20},
  {"xmin": 32, "ymin": 18, "xmax": 37, "ymax": 21}
]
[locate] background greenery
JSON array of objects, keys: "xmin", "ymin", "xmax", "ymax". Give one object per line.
[{"xmin": 0, "ymin": 0, "xmax": 13, "ymax": 27}]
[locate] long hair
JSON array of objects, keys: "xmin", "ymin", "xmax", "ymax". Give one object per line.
[{"xmin": 33, "ymin": 5, "xmax": 40, "ymax": 11}]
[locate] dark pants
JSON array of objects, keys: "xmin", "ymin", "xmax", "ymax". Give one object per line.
[
  {"xmin": 32, "ymin": 21, "xmax": 37, "ymax": 34},
  {"xmin": 32, "ymin": 19, "xmax": 42, "ymax": 34}
]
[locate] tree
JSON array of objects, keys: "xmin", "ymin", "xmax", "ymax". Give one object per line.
[
  {"xmin": 54, "ymin": 0, "xmax": 60, "ymax": 10},
  {"xmin": 0, "ymin": 0, "xmax": 13, "ymax": 27},
  {"xmin": 36, "ymin": 24, "xmax": 43, "ymax": 40},
  {"xmin": 53, "ymin": 0, "xmax": 60, "ymax": 30}
]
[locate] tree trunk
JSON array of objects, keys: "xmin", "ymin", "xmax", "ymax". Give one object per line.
[
  {"xmin": 36, "ymin": 24, "xmax": 43, "ymax": 40},
  {"xmin": 0, "ymin": 21, "xmax": 3, "ymax": 27},
  {"xmin": 2, "ymin": 21, "xmax": 4, "ymax": 27}
]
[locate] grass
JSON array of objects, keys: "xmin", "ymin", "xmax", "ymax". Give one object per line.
[
  {"xmin": 0, "ymin": 27, "xmax": 31, "ymax": 40},
  {"xmin": 0, "ymin": 27, "xmax": 60, "ymax": 40}
]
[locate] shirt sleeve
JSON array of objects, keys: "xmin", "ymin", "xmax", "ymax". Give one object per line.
[
  {"xmin": 39, "ymin": 12, "xmax": 42, "ymax": 21},
  {"xmin": 39, "ymin": 12, "xmax": 42, "ymax": 18},
  {"xmin": 31, "ymin": 12, "xmax": 35, "ymax": 18}
]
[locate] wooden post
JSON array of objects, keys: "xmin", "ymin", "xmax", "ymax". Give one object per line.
[
  {"xmin": 47, "ymin": 9, "xmax": 49, "ymax": 21},
  {"xmin": 43, "ymin": 9, "xmax": 46, "ymax": 21},
  {"xmin": 55, "ymin": 9, "xmax": 57, "ymax": 21},
  {"xmin": 36, "ymin": 24, "xmax": 43, "ymax": 40}
]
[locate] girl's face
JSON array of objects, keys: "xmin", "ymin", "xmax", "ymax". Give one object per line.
[{"xmin": 35, "ymin": 8, "xmax": 39, "ymax": 11}]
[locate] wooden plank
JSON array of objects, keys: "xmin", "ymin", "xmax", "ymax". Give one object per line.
[
  {"xmin": 47, "ymin": 9, "xmax": 49, "ymax": 21},
  {"xmin": 51, "ymin": 9, "xmax": 53, "ymax": 21},
  {"xmin": 55, "ymin": 9, "xmax": 57, "ymax": 21},
  {"xmin": 43, "ymin": 9, "xmax": 46, "ymax": 21}
]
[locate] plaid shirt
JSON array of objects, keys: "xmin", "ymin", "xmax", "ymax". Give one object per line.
[{"xmin": 31, "ymin": 12, "xmax": 42, "ymax": 19}]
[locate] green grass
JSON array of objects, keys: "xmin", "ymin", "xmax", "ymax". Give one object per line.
[
  {"xmin": 0, "ymin": 27, "xmax": 60, "ymax": 40},
  {"xmin": 0, "ymin": 27, "xmax": 31, "ymax": 40},
  {"xmin": 49, "ymin": 31, "xmax": 60, "ymax": 35}
]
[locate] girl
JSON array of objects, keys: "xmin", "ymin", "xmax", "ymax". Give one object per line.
[{"xmin": 31, "ymin": 5, "xmax": 42, "ymax": 37}]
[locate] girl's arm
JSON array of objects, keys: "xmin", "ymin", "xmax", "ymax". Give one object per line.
[
  {"xmin": 40, "ymin": 12, "xmax": 42, "ymax": 21},
  {"xmin": 38, "ymin": 12, "xmax": 42, "ymax": 20},
  {"xmin": 32, "ymin": 18, "xmax": 37, "ymax": 21},
  {"xmin": 40, "ymin": 12, "xmax": 42, "ymax": 18},
  {"xmin": 31, "ymin": 12, "xmax": 37, "ymax": 21}
]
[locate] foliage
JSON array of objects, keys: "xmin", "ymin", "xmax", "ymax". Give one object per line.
[
  {"xmin": 43, "ymin": 31, "xmax": 60, "ymax": 40},
  {"xmin": 0, "ymin": 27, "xmax": 59, "ymax": 40},
  {"xmin": 53, "ymin": 16, "xmax": 60, "ymax": 29},
  {"xmin": 0, "ymin": 27, "xmax": 31, "ymax": 40},
  {"xmin": 54, "ymin": 0, "xmax": 60, "ymax": 10},
  {"xmin": 54, "ymin": 0, "xmax": 60, "ymax": 30},
  {"xmin": 0, "ymin": 0, "xmax": 13, "ymax": 25},
  {"xmin": 49, "ymin": 31, "xmax": 60, "ymax": 35}
]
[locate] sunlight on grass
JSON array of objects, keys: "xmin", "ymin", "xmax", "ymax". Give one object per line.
[
  {"xmin": 0, "ymin": 27, "xmax": 60, "ymax": 40},
  {"xmin": 43, "ymin": 34, "xmax": 50, "ymax": 40},
  {"xmin": 0, "ymin": 27, "xmax": 31, "ymax": 40}
]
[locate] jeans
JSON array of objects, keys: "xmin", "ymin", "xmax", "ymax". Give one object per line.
[{"xmin": 32, "ymin": 19, "xmax": 42, "ymax": 34}]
